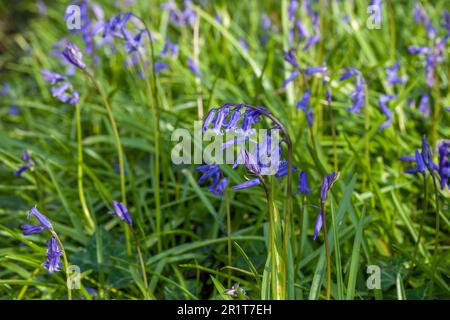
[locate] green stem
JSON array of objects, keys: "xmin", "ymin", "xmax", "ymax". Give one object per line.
[
  {"xmin": 260, "ymin": 176, "xmax": 280, "ymax": 299},
  {"xmin": 411, "ymin": 174, "xmax": 428, "ymax": 270},
  {"xmin": 137, "ymin": 50, "xmax": 162, "ymax": 252},
  {"xmin": 75, "ymin": 103, "xmax": 95, "ymax": 231},
  {"xmin": 84, "ymin": 70, "xmax": 130, "ymax": 255},
  {"xmin": 321, "ymin": 202, "xmax": 332, "ymax": 300},
  {"xmin": 429, "ymin": 173, "xmax": 441, "ymax": 298},
  {"xmin": 51, "ymin": 230, "xmax": 72, "ymax": 300},
  {"xmin": 329, "ymin": 100, "xmax": 338, "ymax": 172},
  {"xmin": 225, "ymin": 189, "xmax": 232, "ymax": 288},
  {"xmin": 130, "ymin": 226, "xmax": 152, "ymax": 299},
  {"xmin": 32, "ymin": 170, "xmax": 47, "ymax": 215}
]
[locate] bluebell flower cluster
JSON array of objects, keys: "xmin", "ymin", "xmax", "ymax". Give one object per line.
[
  {"xmin": 21, "ymin": 207, "xmax": 63, "ymax": 274},
  {"xmin": 408, "ymin": 4, "xmax": 450, "ymax": 88},
  {"xmin": 199, "ymin": 103, "xmax": 297, "ymax": 193},
  {"xmin": 400, "ymin": 135, "xmax": 439, "ymax": 176},
  {"xmin": 287, "ymin": 0, "xmax": 320, "ymax": 50},
  {"xmin": 161, "ymin": 0, "xmax": 197, "ymax": 27}
]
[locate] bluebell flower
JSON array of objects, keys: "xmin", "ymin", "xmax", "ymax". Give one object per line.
[
  {"xmin": 14, "ymin": 150, "xmax": 35, "ymax": 177},
  {"xmin": 162, "ymin": 0, "xmax": 197, "ymax": 26},
  {"xmin": 159, "ymin": 40, "xmax": 179, "ymax": 58},
  {"xmin": 21, "ymin": 224, "xmax": 46, "ymax": 235},
  {"xmin": 40, "ymin": 69, "xmax": 66, "ymax": 85},
  {"xmin": 283, "ymin": 49, "xmax": 299, "ymax": 68},
  {"xmin": 305, "ymin": 108, "xmax": 314, "ymax": 128},
  {"xmin": 274, "ymin": 160, "xmax": 298, "ymax": 178},
  {"xmin": 312, "ymin": 212, "xmax": 323, "ymax": 240},
  {"xmin": 37, "ymin": 1, "xmax": 46, "ymax": 16},
  {"xmin": 386, "ymin": 62, "xmax": 406, "ymax": 86},
  {"xmin": 401, "ymin": 135, "xmax": 437, "ymax": 175},
  {"xmin": 282, "ymin": 70, "xmax": 300, "ymax": 88},
  {"xmin": 238, "ymin": 38, "xmax": 249, "ymax": 52},
  {"xmin": 51, "ymin": 83, "xmax": 80, "ymax": 105},
  {"xmin": 341, "ymin": 68, "xmax": 366, "ymax": 114},
  {"xmin": 297, "ymin": 171, "xmax": 312, "ymax": 195},
  {"xmin": 418, "ymin": 94, "xmax": 430, "ymax": 116},
  {"xmin": 187, "ymin": 57, "xmax": 201, "ymax": 77},
  {"xmin": 404, "ymin": 150, "xmax": 426, "ymax": 175},
  {"xmin": 196, "ymin": 164, "xmax": 228, "ymax": 196},
  {"xmin": 85, "ymin": 287, "xmax": 98, "ymax": 297},
  {"xmin": 288, "ymin": 0, "xmax": 298, "ymax": 22},
  {"xmin": 296, "ymin": 19, "xmax": 310, "ymax": 40},
  {"xmin": 438, "ymin": 141, "xmax": 449, "ymax": 190},
  {"xmin": 9, "ymin": 105, "xmax": 20, "ymax": 116},
  {"xmin": 111, "ymin": 201, "xmax": 133, "ymax": 226},
  {"xmin": 408, "ymin": 46, "xmax": 430, "ymax": 55},
  {"xmin": 27, "ymin": 206, "xmax": 53, "ymax": 230},
  {"xmin": 320, "ymin": 172, "xmax": 340, "ymax": 204},
  {"xmin": 413, "ymin": 3, "xmax": 437, "ymax": 39},
  {"xmin": 421, "ymin": 135, "xmax": 438, "ymax": 172},
  {"xmin": 62, "ymin": 42, "xmax": 86, "ymax": 70},
  {"xmin": 443, "ymin": 10, "xmax": 450, "ymax": 31},
  {"xmin": 44, "ymin": 236, "xmax": 63, "ymax": 274},
  {"xmin": 232, "ymin": 178, "xmax": 261, "ymax": 190},
  {"xmin": 304, "ymin": 34, "xmax": 320, "ymax": 51},
  {"xmin": 296, "ymin": 90, "xmax": 311, "ymax": 111},
  {"xmin": 154, "ymin": 62, "xmax": 169, "ymax": 73},
  {"xmin": 304, "ymin": 64, "xmax": 326, "ymax": 76},
  {"xmin": 378, "ymin": 94, "xmax": 396, "ymax": 129}
]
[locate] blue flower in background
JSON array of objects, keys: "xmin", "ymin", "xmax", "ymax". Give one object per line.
[
  {"xmin": 418, "ymin": 94, "xmax": 430, "ymax": 116},
  {"xmin": 386, "ymin": 62, "xmax": 407, "ymax": 86},
  {"xmin": 378, "ymin": 94, "xmax": 396, "ymax": 129},
  {"xmin": 14, "ymin": 150, "xmax": 35, "ymax": 177},
  {"xmin": 187, "ymin": 57, "xmax": 202, "ymax": 77},
  {"xmin": 340, "ymin": 68, "xmax": 366, "ymax": 114}
]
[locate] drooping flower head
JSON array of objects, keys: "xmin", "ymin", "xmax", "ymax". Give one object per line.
[
  {"xmin": 320, "ymin": 172, "xmax": 340, "ymax": 204},
  {"xmin": 111, "ymin": 201, "xmax": 133, "ymax": 226},
  {"xmin": 62, "ymin": 41, "xmax": 87, "ymax": 70},
  {"xmin": 27, "ymin": 206, "xmax": 53, "ymax": 230},
  {"xmin": 201, "ymin": 103, "xmax": 294, "ymax": 191},
  {"xmin": 44, "ymin": 236, "xmax": 64, "ymax": 274}
]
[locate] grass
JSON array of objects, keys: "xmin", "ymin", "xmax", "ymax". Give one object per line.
[{"xmin": 0, "ymin": 0, "xmax": 449, "ymax": 300}]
